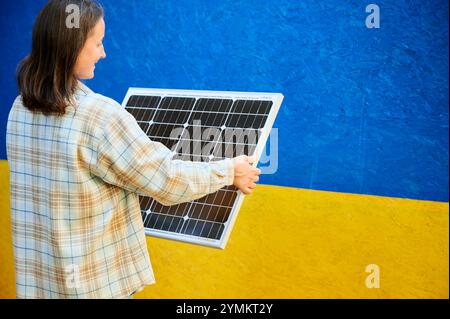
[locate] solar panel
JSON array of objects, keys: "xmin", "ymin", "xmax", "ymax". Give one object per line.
[{"xmin": 121, "ymin": 88, "xmax": 283, "ymax": 249}]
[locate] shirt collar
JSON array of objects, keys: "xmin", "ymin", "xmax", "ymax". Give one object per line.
[
  {"xmin": 76, "ymin": 80, "xmax": 94, "ymax": 96},
  {"xmin": 66, "ymin": 81, "xmax": 94, "ymax": 113}
]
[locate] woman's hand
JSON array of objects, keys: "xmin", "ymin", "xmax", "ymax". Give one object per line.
[{"xmin": 232, "ymin": 155, "xmax": 261, "ymax": 194}]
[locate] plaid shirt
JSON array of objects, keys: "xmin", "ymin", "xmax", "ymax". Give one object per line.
[{"xmin": 6, "ymin": 82, "xmax": 234, "ymax": 299}]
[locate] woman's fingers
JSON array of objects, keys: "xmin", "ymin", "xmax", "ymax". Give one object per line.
[
  {"xmin": 232, "ymin": 155, "xmax": 261, "ymax": 195},
  {"xmin": 247, "ymin": 156, "xmax": 256, "ymax": 164}
]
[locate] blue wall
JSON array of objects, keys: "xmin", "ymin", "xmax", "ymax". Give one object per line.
[{"xmin": 0, "ymin": 0, "xmax": 448, "ymax": 201}]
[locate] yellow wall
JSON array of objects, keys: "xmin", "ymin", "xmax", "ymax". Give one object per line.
[{"xmin": 0, "ymin": 159, "xmax": 448, "ymax": 298}]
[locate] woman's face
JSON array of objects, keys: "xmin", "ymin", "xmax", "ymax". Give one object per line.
[{"xmin": 74, "ymin": 18, "xmax": 106, "ymax": 79}]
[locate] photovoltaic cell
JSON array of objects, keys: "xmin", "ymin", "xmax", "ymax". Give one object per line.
[{"xmin": 122, "ymin": 89, "xmax": 283, "ymax": 248}]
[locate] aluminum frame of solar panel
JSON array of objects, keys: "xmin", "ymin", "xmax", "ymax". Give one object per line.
[{"xmin": 121, "ymin": 88, "xmax": 283, "ymax": 249}]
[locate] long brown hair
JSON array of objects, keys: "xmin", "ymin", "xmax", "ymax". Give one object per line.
[{"xmin": 17, "ymin": 0, "xmax": 103, "ymax": 115}]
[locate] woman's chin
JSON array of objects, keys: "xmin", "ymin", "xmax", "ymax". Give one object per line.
[{"xmin": 77, "ymin": 72, "xmax": 95, "ymax": 80}]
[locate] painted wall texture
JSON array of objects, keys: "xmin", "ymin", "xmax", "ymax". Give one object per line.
[
  {"xmin": 1, "ymin": 161, "xmax": 448, "ymax": 298},
  {"xmin": 0, "ymin": 0, "xmax": 448, "ymax": 202}
]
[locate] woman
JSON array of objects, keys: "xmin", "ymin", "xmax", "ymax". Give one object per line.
[{"xmin": 6, "ymin": 0, "xmax": 260, "ymax": 299}]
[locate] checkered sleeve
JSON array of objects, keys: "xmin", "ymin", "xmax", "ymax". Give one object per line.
[{"xmin": 91, "ymin": 107, "xmax": 235, "ymax": 206}]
